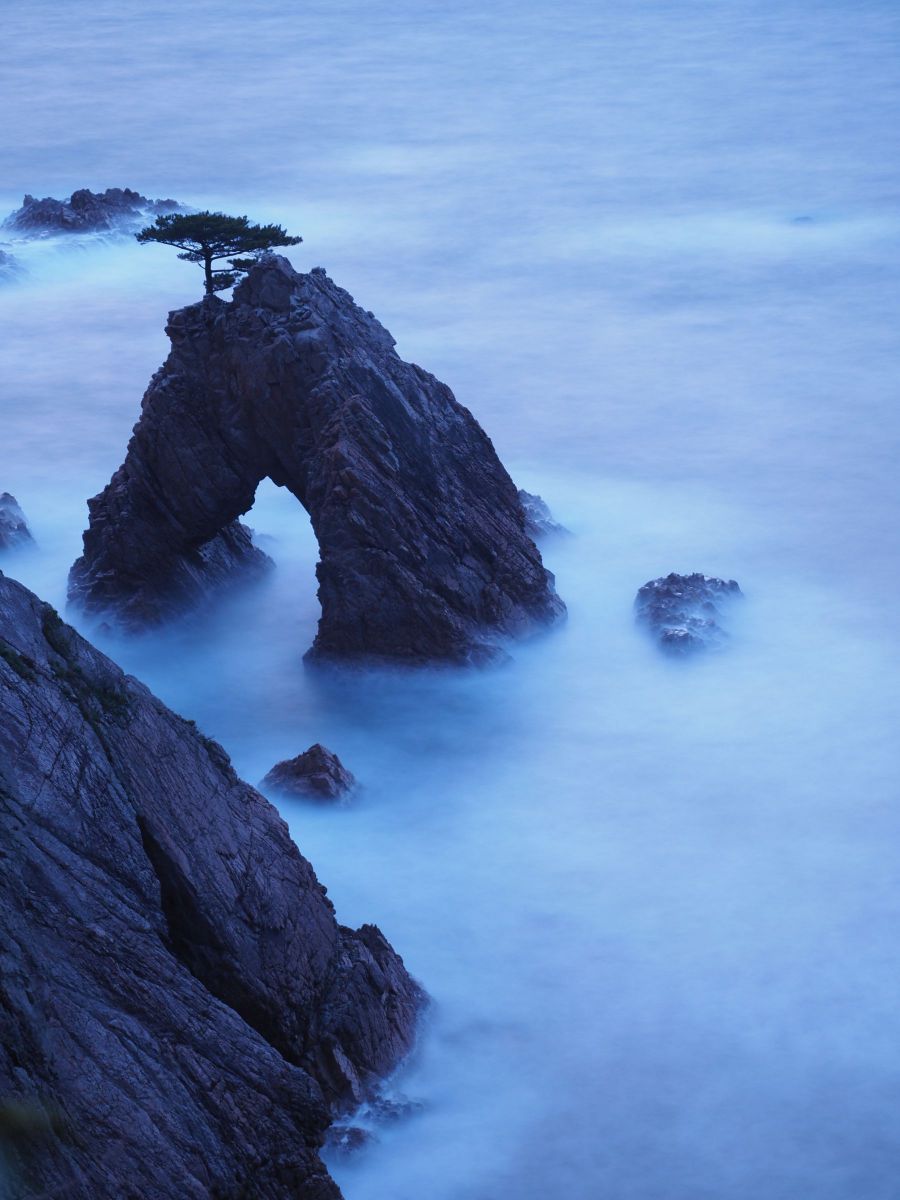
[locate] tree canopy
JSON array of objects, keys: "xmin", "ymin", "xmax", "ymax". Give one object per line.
[{"xmin": 136, "ymin": 211, "xmax": 302, "ymax": 294}]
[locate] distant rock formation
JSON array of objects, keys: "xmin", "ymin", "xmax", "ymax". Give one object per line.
[
  {"xmin": 0, "ymin": 571, "xmax": 423, "ymax": 1199},
  {"xmin": 518, "ymin": 490, "xmax": 567, "ymax": 538},
  {"xmin": 0, "ymin": 248, "xmax": 20, "ymax": 280},
  {"xmin": 69, "ymin": 256, "xmax": 565, "ymax": 664},
  {"xmin": 635, "ymin": 572, "xmax": 742, "ymax": 654},
  {"xmin": 0, "ymin": 493, "xmax": 33, "ymax": 550},
  {"xmin": 263, "ymin": 744, "xmax": 357, "ymax": 802},
  {"xmin": 3, "ymin": 187, "xmax": 182, "ymax": 236}
]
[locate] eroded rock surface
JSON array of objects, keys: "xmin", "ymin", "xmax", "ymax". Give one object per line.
[
  {"xmin": 635, "ymin": 572, "xmax": 742, "ymax": 654},
  {"xmin": 0, "ymin": 571, "xmax": 423, "ymax": 1199},
  {"xmin": 0, "ymin": 494, "xmax": 33, "ymax": 550},
  {"xmin": 69, "ymin": 255, "xmax": 564, "ymax": 663},
  {"xmin": 4, "ymin": 187, "xmax": 182, "ymax": 236},
  {"xmin": 263, "ymin": 744, "xmax": 357, "ymax": 802}
]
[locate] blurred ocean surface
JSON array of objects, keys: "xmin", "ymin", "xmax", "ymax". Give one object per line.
[{"xmin": 2, "ymin": 3, "xmax": 899, "ymax": 1197}]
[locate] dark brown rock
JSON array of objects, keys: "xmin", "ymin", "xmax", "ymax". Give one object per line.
[
  {"xmin": 262, "ymin": 744, "xmax": 356, "ymax": 802},
  {"xmin": 0, "ymin": 493, "xmax": 33, "ymax": 550},
  {"xmin": 0, "ymin": 571, "xmax": 424, "ymax": 1199},
  {"xmin": 68, "ymin": 256, "xmax": 565, "ymax": 664},
  {"xmin": 635, "ymin": 572, "xmax": 742, "ymax": 654}
]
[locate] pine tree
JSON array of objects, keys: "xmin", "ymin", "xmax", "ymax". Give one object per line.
[{"xmin": 136, "ymin": 211, "xmax": 302, "ymax": 294}]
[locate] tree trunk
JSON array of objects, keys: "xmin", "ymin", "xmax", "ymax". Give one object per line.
[{"xmin": 203, "ymin": 251, "xmax": 214, "ymax": 295}]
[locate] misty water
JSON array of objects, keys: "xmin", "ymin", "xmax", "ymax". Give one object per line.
[{"xmin": 3, "ymin": 1, "xmax": 900, "ymax": 1196}]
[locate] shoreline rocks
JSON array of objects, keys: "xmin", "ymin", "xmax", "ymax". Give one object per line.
[
  {"xmin": 0, "ymin": 493, "xmax": 34, "ymax": 550},
  {"xmin": 262, "ymin": 744, "xmax": 357, "ymax": 803},
  {"xmin": 68, "ymin": 255, "xmax": 565, "ymax": 664},
  {"xmin": 0, "ymin": 571, "xmax": 424, "ymax": 1199},
  {"xmin": 3, "ymin": 187, "xmax": 183, "ymax": 236},
  {"xmin": 635, "ymin": 572, "xmax": 742, "ymax": 654}
]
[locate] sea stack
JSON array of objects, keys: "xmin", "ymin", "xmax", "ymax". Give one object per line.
[{"xmin": 68, "ymin": 256, "xmax": 565, "ymax": 664}]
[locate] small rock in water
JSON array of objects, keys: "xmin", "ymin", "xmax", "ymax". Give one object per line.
[
  {"xmin": 518, "ymin": 489, "xmax": 567, "ymax": 538},
  {"xmin": 0, "ymin": 493, "xmax": 34, "ymax": 550},
  {"xmin": 635, "ymin": 572, "xmax": 742, "ymax": 655},
  {"xmin": 262, "ymin": 743, "xmax": 356, "ymax": 802}
]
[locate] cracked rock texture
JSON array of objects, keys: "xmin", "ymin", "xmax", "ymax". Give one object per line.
[
  {"xmin": 635, "ymin": 572, "xmax": 742, "ymax": 654},
  {"xmin": 0, "ymin": 571, "xmax": 423, "ymax": 1200},
  {"xmin": 4, "ymin": 188, "xmax": 182, "ymax": 235},
  {"xmin": 68, "ymin": 255, "xmax": 565, "ymax": 663}
]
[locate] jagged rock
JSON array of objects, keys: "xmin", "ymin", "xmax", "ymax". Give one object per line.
[
  {"xmin": 262, "ymin": 744, "xmax": 356, "ymax": 802},
  {"xmin": 68, "ymin": 256, "xmax": 565, "ymax": 663},
  {"xmin": 635, "ymin": 572, "xmax": 742, "ymax": 654},
  {"xmin": 518, "ymin": 489, "xmax": 567, "ymax": 538},
  {"xmin": 3, "ymin": 187, "xmax": 182, "ymax": 236},
  {"xmin": 0, "ymin": 494, "xmax": 33, "ymax": 550},
  {"xmin": 0, "ymin": 571, "xmax": 424, "ymax": 1200}
]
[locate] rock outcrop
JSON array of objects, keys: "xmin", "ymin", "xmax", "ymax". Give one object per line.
[
  {"xmin": 69, "ymin": 255, "xmax": 565, "ymax": 663},
  {"xmin": 0, "ymin": 571, "xmax": 423, "ymax": 1200},
  {"xmin": 263, "ymin": 744, "xmax": 357, "ymax": 803},
  {"xmin": 635, "ymin": 572, "xmax": 742, "ymax": 654},
  {"xmin": 0, "ymin": 494, "xmax": 33, "ymax": 550},
  {"xmin": 3, "ymin": 187, "xmax": 182, "ymax": 236},
  {"xmin": 518, "ymin": 490, "xmax": 567, "ymax": 539}
]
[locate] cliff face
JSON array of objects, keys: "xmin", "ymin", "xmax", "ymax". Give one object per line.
[
  {"xmin": 0, "ymin": 572, "xmax": 423, "ymax": 1199},
  {"xmin": 69, "ymin": 256, "xmax": 565, "ymax": 664}
]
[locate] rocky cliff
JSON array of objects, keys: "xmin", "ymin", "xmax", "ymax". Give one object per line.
[
  {"xmin": 69, "ymin": 256, "xmax": 565, "ymax": 664},
  {"xmin": 0, "ymin": 571, "xmax": 423, "ymax": 1199}
]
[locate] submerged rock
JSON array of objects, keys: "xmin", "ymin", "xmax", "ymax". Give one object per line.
[
  {"xmin": 0, "ymin": 572, "xmax": 424, "ymax": 1199},
  {"xmin": 3, "ymin": 187, "xmax": 182, "ymax": 236},
  {"xmin": 0, "ymin": 493, "xmax": 33, "ymax": 550},
  {"xmin": 518, "ymin": 489, "xmax": 567, "ymax": 538},
  {"xmin": 0, "ymin": 249, "xmax": 21, "ymax": 280},
  {"xmin": 263, "ymin": 743, "xmax": 357, "ymax": 802},
  {"xmin": 635, "ymin": 572, "xmax": 742, "ymax": 654},
  {"xmin": 69, "ymin": 255, "xmax": 565, "ymax": 663}
]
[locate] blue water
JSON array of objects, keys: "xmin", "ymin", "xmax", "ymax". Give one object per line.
[{"xmin": 2, "ymin": 3, "xmax": 900, "ymax": 1197}]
